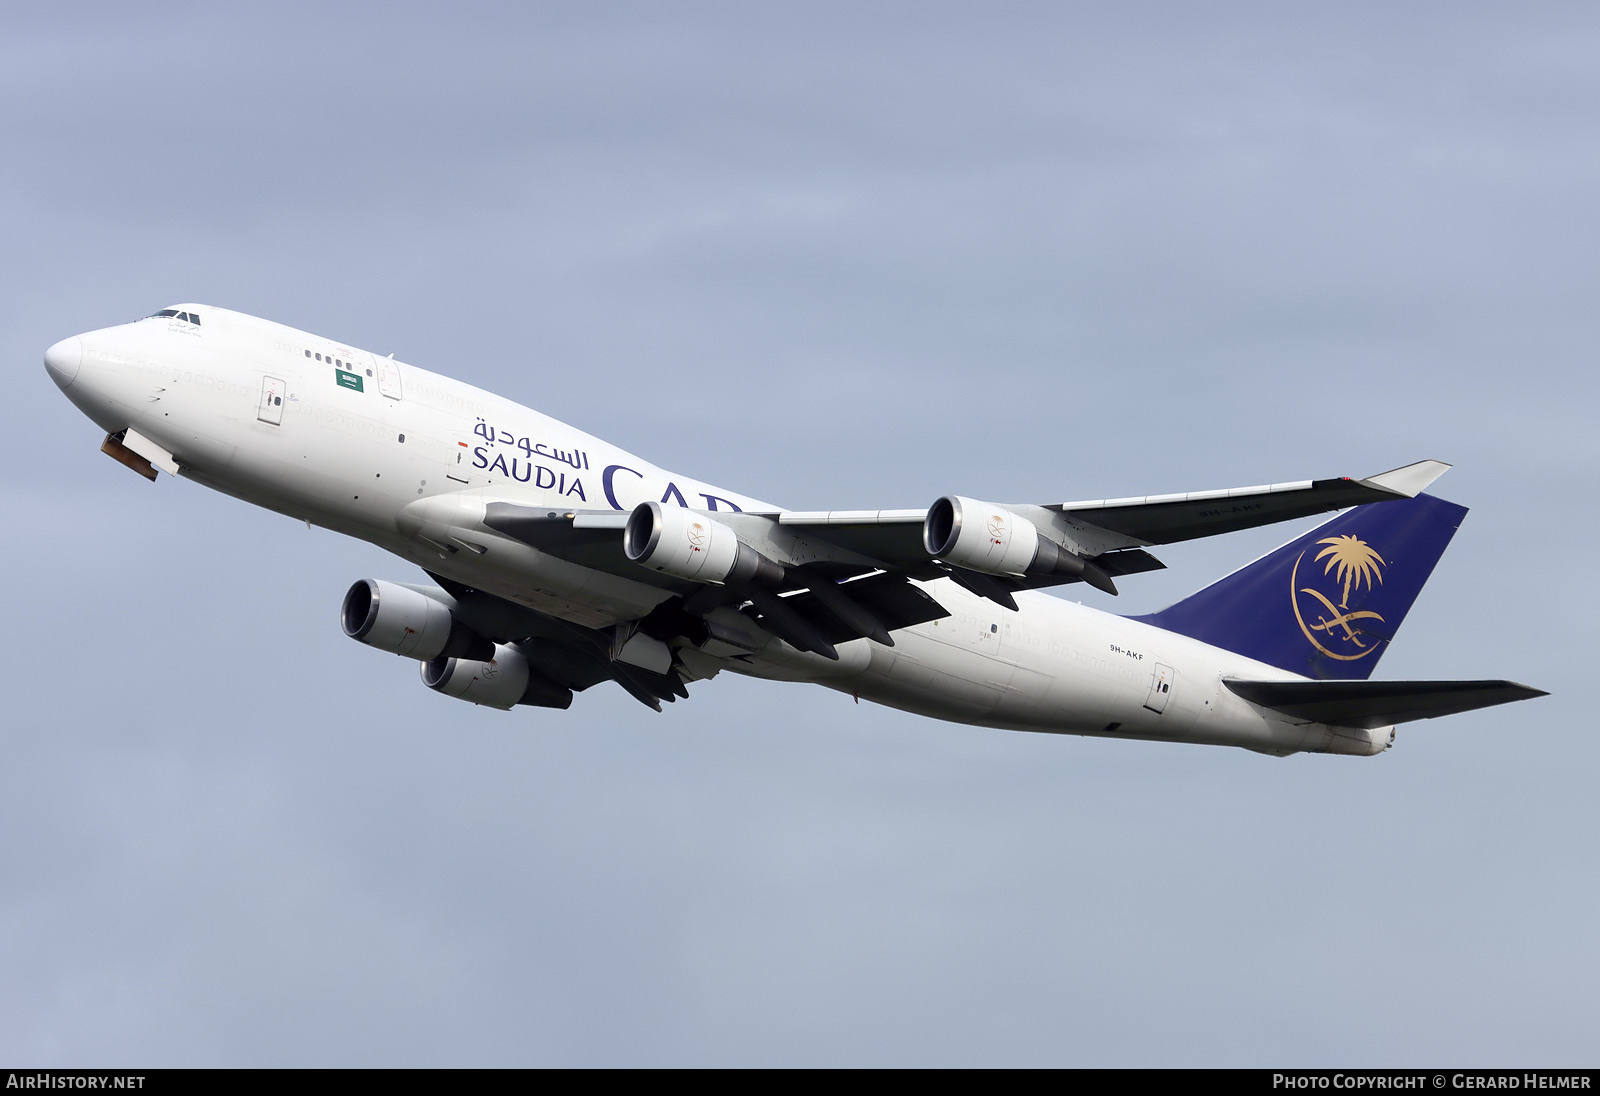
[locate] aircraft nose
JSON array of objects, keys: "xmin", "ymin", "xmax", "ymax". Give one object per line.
[{"xmin": 44, "ymin": 336, "xmax": 83, "ymax": 390}]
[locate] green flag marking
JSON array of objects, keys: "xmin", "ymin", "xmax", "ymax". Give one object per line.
[{"xmin": 335, "ymin": 368, "xmax": 364, "ymax": 392}]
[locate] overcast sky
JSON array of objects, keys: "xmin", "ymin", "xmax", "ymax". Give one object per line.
[{"xmin": 3, "ymin": 2, "xmax": 1596, "ymax": 1066}]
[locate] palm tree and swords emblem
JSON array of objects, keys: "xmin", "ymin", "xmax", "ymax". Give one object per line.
[{"xmin": 1291, "ymin": 534, "xmax": 1388, "ymax": 661}]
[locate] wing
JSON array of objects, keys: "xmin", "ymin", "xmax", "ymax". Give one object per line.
[
  {"xmin": 779, "ymin": 459, "xmax": 1451, "ymax": 559},
  {"xmin": 764, "ymin": 459, "xmax": 1450, "ymax": 604},
  {"xmin": 1042, "ymin": 459, "xmax": 1453, "ymax": 548},
  {"xmin": 397, "ymin": 459, "xmax": 1449, "ymax": 692}
]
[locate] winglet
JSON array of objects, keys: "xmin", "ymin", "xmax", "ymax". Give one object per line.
[{"xmin": 1360, "ymin": 459, "xmax": 1451, "ymax": 498}]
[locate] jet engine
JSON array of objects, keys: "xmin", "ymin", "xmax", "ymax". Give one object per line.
[
  {"xmin": 420, "ymin": 644, "xmax": 574, "ymax": 710},
  {"xmin": 341, "ymin": 579, "xmax": 495, "ymax": 661},
  {"xmin": 924, "ymin": 496, "xmax": 1115, "ymax": 593},
  {"xmin": 623, "ymin": 502, "xmax": 784, "ymax": 586}
]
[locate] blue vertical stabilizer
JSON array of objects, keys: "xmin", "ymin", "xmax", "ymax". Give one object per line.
[{"xmin": 1130, "ymin": 494, "xmax": 1468, "ymax": 680}]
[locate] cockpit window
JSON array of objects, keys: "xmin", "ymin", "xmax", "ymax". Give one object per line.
[{"xmin": 147, "ymin": 309, "xmax": 201, "ymax": 326}]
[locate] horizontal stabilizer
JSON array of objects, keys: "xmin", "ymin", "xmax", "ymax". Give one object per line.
[{"xmin": 1224, "ymin": 678, "xmax": 1547, "ymax": 729}]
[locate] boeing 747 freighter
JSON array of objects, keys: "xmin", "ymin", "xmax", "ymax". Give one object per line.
[{"xmin": 44, "ymin": 305, "xmax": 1544, "ymax": 756}]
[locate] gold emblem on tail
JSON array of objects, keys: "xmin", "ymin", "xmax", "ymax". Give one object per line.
[{"xmin": 1291, "ymin": 535, "xmax": 1387, "ymax": 661}]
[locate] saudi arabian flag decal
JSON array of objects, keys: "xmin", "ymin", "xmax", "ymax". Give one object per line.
[{"xmin": 335, "ymin": 368, "xmax": 364, "ymax": 392}]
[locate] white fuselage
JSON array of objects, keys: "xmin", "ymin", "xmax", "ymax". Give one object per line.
[{"xmin": 47, "ymin": 306, "xmax": 1388, "ymax": 757}]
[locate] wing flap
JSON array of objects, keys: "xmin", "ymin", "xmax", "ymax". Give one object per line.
[
  {"xmin": 771, "ymin": 571, "xmax": 951, "ymax": 646},
  {"xmin": 1223, "ymin": 678, "xmax": 1547, "ymax": 729}
]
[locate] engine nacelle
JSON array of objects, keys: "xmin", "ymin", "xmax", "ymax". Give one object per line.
[
  {"xmin": 420, "ymin": 643, "xmax": 574, "ymax": 710},
  {"xmin": 924, "ymin": 496, "xmax": 1043, "ymax": 576},
  {"xmin": 341, "ymin": 579, "xmax": 494, "ymax": 662},
  {"xmin": 924, "ymin": 496, "xmax": 1109, "ymax": 591},
  {"xmin": 623, "ymin": 502, "xmax": 784, "ymax": 586}
]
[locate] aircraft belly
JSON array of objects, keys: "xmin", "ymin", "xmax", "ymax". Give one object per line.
[
  {"xmin": 870, "ymin": 630, "xmax": 1009, "ymax": 717},
  {"xmin": 728, "ymin": 636, "xmax": 874, "ymax": 682},
  {"xmin": 830, "ymin": 590, "xmax": 1298, "ymax": 750}
]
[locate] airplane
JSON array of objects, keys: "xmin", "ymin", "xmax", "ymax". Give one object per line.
[{"xmin": 43, "ymin": 304, "xmax": 1545, "ymax": 757}]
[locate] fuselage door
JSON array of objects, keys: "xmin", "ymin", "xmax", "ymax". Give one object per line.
[
  {"xmin": 375, "ymin": 355, "xmax": 403, "ymax": 400},
  {"xmin": 257, "ymin": 375, "xmax": 286, "ymax": 425},
  {"xmin": 1144, "ymin": 662, "xmax": 1174, "ymax": 714},
  {"xmin": 447, "ymin": 435, "xmax": 473, "ymax": 483}
]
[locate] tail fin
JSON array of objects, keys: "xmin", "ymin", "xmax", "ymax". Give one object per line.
[{"xmin": 1130, "ymin": 493, "xmax": 1468, "ymax": 680}]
